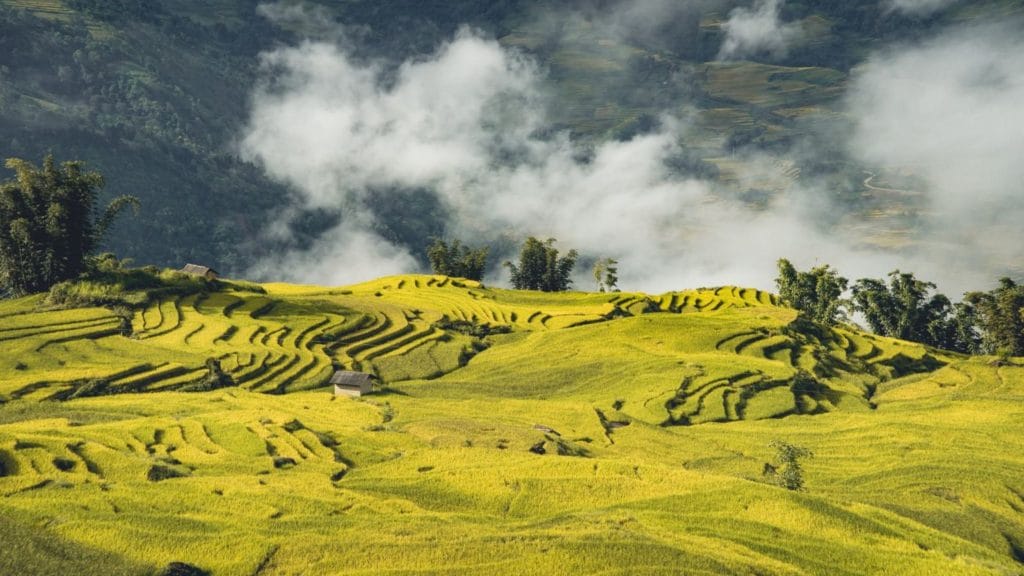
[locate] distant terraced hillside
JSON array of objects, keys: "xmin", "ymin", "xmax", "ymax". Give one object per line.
[
  {"xmin": 0, "ymin": 275, "xmax": 944, "ymax": 424},
  {"xmin": 6, "ymin": 0, "xmax": 1022, "ymax": 273},
  {"xmin": 1, "ymin": 275, "xmax": 1022, "ymax": 575}
]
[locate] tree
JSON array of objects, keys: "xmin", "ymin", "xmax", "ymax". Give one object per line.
[
  {"xmin": 775, "ymin": 259, "xmax": 848, "ymax": 326},
  {"xmin": 504, "ymin": 237, "xmax": 578, "ymax": 292},
  {"xmin": 425, "ymin": 238, "xmax": 488, "ymax": 280},
  {"xmin": 764, "ymin": 440, "xmax": 813, "ymax": 491},
  {"xmin": 964, "ymin": 278, "xmax": 1024, "ymax": 357},
  {"xmin": 946, "ymin": 302, "xmax": 982, "ymax": 355},
  {"xmin": 850, "ymin": 271, "xmax": 971, "ymax": 351},
  {"xmin": 0, "ymin": 155, "xmax": 138, "ymax": 295},
  {"xmin": 592, "ymin": 257, "xmax": 619, "ymax": 292}
]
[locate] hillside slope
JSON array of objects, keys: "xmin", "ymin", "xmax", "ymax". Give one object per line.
[{"xmin": 1, "ymin": 276, "xmax": 1022, "ymax": 575}]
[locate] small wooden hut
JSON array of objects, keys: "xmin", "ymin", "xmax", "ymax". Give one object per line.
[
  {"xmin": 331, "ymin": 371, "xmax": 375, "ymax": 397},
  {"xmin": 181, "ymin": 264, "xmax": 219, "ymax": 281}
]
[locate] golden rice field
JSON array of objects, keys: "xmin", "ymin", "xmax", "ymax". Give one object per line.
[{"xmin": 0, "ymin": 274, "xmax": 1022, "ymax": 575}]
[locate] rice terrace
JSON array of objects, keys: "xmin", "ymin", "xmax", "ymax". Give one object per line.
[
  {"xmin": 3, "ymin": 0, "xmax": 1024, "ymax": 574},
  {"xmin": 0, "ymin": 273, "xmax": 1021, "ymax": 574}
]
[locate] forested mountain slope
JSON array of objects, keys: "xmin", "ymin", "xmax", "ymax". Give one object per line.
[{"xmin": 2, "ymin": 0, "xmax": 1021, "ymax": 276}]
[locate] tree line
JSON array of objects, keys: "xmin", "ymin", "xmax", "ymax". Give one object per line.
[
  {"xmin": 0, "ymin": 155, "xmax": 593, "ymax": 298},
  {"xmin": 426, "ymin": 236, "xmax": 585, "ymax": 292},
  {"xmin": 776, "ymin": 259, "xmax": 1024, "ymax": 357},
  {"xmin": 4, "ymin": 155, "xmax": 1019, "ymax": 359},
  {"xmin": 428, "ymin": 236, "xmax": 624, "ymax": 293}
]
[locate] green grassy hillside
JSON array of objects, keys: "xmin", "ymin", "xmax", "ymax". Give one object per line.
[{"xmin": 1, "ymin": 275, "xmax": 1022, "ymax": 575}]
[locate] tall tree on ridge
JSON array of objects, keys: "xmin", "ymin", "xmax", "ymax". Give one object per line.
[
  {"xmin": 775, "ymin": 259, "xmax": 848, "ymax": 326},
  {"xmin": 0, "ymin": 155, "xmax": 138, "ymax": 295},
  {"xmin": 426, "ymin": 238, "xmax": 488, "ymax": 281},
  {"xmin": 964, "ymin": 278, "xmax": 1024, "ymax": 357},
  {"xmin": 850, "ymin": 270, "xmax": 975, "ymax": 352},
  {"xmin": 593, "ymin": 257, "xmax": 619, "ymax": 293},
  {"xmin": 505, "ymin": 237, "xmax": 578, "ymax": 292}
]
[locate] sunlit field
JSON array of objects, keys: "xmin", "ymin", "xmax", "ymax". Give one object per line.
[{"xmin": 1, "ymin": 275, "xmax": 1022, "ymax": 575}]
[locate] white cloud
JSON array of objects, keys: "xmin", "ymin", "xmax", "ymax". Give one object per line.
[
  {"xmin": 718, "ymin": 0, "xmax": 802, "ymax": 60},
  {"xmin": 255, "ymin": 2, "xmax": 344, "ymax": 40},
  {"xmin": 846, "ymin": 24, "xmax": 1024, "ymax": 295},
  {"xmin": 240, "ymin": 15, "xmax": 1024, "ymax": 297},
  {"xmin": 239, "ymin": 30, "xmax": 546, "ymax": 285},
  {"xmin": 246, "ymin": 225, "xmax": 419, "ymax": 286},
  {"xmin": 240, "ymin": 27, "xmax": 859, "ymax": 290},
  {"xmin": 242, "ymin": 32, "xmax": 547, "ymax": 202},
  {"xmin": 886, "ymin": 0, "xmax": 959, "ymax": 16}
]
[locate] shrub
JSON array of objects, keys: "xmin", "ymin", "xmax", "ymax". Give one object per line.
[
  {"xmin": 764, "ymin": 440, "xmax": 813, "ymax": 491},
  {"xmin": 180, "ymin": 358, "xmax": 234, "ymax": 392},
  {"xmin": 147, "ymin": 464, "xmax": 190, "ymax": 482},
  {"xmin": 222, "ymin": 279, "xmax": 267, "ymax": 294},
  {"xmin": 156, "ymin": 563, "xmax": 210, "ymax": 576},
  {"xmin": 434, "ymin": 318, "xmax": 512, "ymax": 339},
  {"xmin": 66, "ymin": 378, "xmax": 110, "ymax": 400},
  {"xmin": 45, "ymin": 278, "xmax": 150, "ymax": 309},
  {"xmin": 43, "ymin": 256, "xmax": 246, "ymax": 312}
]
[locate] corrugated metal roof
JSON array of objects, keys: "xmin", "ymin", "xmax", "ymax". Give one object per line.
[
  {"xmin": 330, "ymin": 371, "xmax": 374, "ymax": 386},
  {"xmin": 181, "ymin": 264, "xmax": 218, "ymax": 276}
]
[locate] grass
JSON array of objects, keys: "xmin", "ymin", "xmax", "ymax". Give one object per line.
[{"xmin": 0, "ymin": 274, "xmax": 1022, "ymax": 574}]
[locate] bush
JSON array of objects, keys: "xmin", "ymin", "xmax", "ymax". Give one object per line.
[
  {"xmin": 434, "ymin": 318, "xmax": 512, "ymax": 339},
  {"xmin": 763, "ymin": 440, "xmax": 813, "ymax": 491},
  {"xmin": 45, "ymin": 279, "xmax": 150, "ymax": 309},
  {"xmin": 66, "ymin": 379, "xmax": 110, "ymax": 400},
  {"xmin": 44, "ymin": 256, "xmax": 220, "ymax": 311},
  {"xmin": 222, "ymin": 279, "xmax": 267, "ymax": 294},
  {"xmin": 147, "ymin": 463, "xmax": 190, "ymax": 482},
  {"xmin": 156, "ymin": 563, "xmax": 210, "ymax": 576},
  {"xmin": 179, "ymin": 358, "xmax": 234, "ymax": 392}
]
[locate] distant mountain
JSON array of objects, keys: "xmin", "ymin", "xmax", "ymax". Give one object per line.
[{"xmin": 0, "ymin": 0, "xmax": 1020, "ymax": 278}]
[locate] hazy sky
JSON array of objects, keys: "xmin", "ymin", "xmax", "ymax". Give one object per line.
[{"xmin": 240, "ymin": 1, "xmax": 1021, "ymax": 297}]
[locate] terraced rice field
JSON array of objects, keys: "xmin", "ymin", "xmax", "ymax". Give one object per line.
[
  {"xmin": 702, "ymin": 61, "xmax": 846, "ymax": 110},
  {"xmin": 1, "ymin": 275, "xmax": 1022, "ymax": 575},
  {"xmin": 5, "ymin": 0, "xmax": 74, "ymax": 22},
  {"xmin": 3, "ymin": 0, "xmax": 112, "ymax": 38},
  {"xmin": 0, "ymin": 275, "xmax": 945, "ymax": 423}
]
